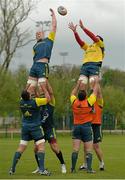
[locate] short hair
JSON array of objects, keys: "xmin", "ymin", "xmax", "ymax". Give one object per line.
[
  {"xmin": 78, "ymin": 90, "xmax": 86, "ymax": 101},
  {"xmin": 21, "ymin": 90, "xmax": 30, "ymax": 101},
  {"xmin": 97, "ymin": 35, "xmax": 103, "ymax": 41}
]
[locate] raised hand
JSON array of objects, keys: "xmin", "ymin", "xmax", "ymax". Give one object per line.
[
  {"xmin": 79, "ymin": 19, "xmax": 85, "ymax": 29},
  {"xmin": 50, "ymin": 8, "xmax": 55, "ymax": 16},
  {"xmin": 68, "ymin": 22, "xmax": 77, "ymax": 32}
]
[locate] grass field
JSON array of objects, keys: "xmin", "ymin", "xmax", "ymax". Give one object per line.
[{"xmin": 0, "ymin": 133, "xmax": 125, "ymax": 179}]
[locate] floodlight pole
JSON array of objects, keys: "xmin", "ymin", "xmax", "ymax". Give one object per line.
[{"xmin": 59, "ymin": 52, "xmax": 68, "ymax": 65}]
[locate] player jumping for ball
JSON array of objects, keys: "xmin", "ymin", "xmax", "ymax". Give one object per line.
[
  {"xmin": 68, "ymin": 20, "xmax": 105, "ymax": 91},
  {"xmin": 26, "ymin": 8, "xmax": 57, "ymax": 100}
]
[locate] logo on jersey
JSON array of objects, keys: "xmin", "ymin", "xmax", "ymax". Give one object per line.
[
  {"xmin": 24, "ymin": 111, "xmax": 32, "ymax": 117},
  {"xmin": 41, "ymin": 111, "xmax": 49, "ymax": 123}
]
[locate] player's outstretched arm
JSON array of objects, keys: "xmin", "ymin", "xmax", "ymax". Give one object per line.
[
  {"xmin": 68, "ymin": 22, "xmax": 77, "ymax": 33},
  {"xmin": 68, "ymin": 22, "xmax": 85, "ymax": 47},
  {"xmin": 50, "ymin": 8, "xmax": 57, "ymax": 32},
  {"xmin": 71, "ymin": 81, "xmax": 80, "ymax": 96},
  {"xmin": 79, "ymin": 19, "xmax": 99, "ymax": 43}
]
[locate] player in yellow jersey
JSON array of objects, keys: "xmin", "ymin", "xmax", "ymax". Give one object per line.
[{"xmin": 69, "ymin": 19, "xmax": 105, "ymax": 90}]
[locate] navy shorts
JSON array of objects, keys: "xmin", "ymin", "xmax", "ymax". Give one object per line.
[
  {"xmin": 92, "ymin": 124, "xmax": 102, "ymax": 143},
  {"xmin": 43, "ymin": 127, "xmax": 56, "ymax": 143},
  {"xmin": 72, "ymin": 122, "xmax": 92, "ymax": 142},
  {"xmin": 80, "ymin": 62, "xmax": 102, "ymax": 77},
  {"xmin": 21, "ymin": 125, "xmax": 44, "ymax": 142},
  {"xmin": 29, "ymin": 62, "xmax": 49, "ymax": 78}
]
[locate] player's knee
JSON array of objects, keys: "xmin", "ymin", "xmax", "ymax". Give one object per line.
[
  {"xmin": 20, "ymin": 140, "xmax": 28, "ymax": 146},
  {"xmin": 89, "ymin": 76, "xmax": 96, "ymax": 84},
  {"xmin": 93, "ymin": 143, "xmax": 99, "ymax": 149},
  {"xmin": 79, "ymin": 75, "xmax": 88, "ymax": 85},
  {"xmin": 35, "ymin": 139, "xmax": 45, "ymax": 146},
  {"xmin": 49, "ymin": 138, "xmax": 57, "ymax": 144},
  {"xmin": 27, "ymin": 79, "xmax": 37, "ymax": 87},
  {"xmin": 38, "ymin": 78, "xmax": 47, "ymax": 85}
]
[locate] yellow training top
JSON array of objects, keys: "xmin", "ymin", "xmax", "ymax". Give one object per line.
[{"xmin": 81, "ymin": 40, "xmax": 105, "ymax": 64}]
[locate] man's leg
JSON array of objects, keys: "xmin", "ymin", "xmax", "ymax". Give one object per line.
[
  {"xmin": 71, "ymin": 139, "xmax": 81, "ymax": 172},
  {"xmin": 78, "ymin": 75, "xmax": 88, "ymax": 91},
  {"xmin": 92, "ymin": 124, "xmax": 104, "ymax": 170},
  {"xmin": 84, "ymin": 141, "xmax": 95, "ymax": 173},
  {"xmin": 26, "ymin": 76, "xmax": 37, "ymax": 98},
  {"xmin": 9, "ymin": 140, "xmax": 27, "ymax": 175},
  {"xmin": 35, "ymin": 139, "xmax": 51, "ymax": 176},
  {"xmin": 89, "ymin": 75, "xmax": 100, "ymax": 90},
  {"xmin": 49, "ymin": 139, "xmax": 66, "ymax": 173},
  {"xmin": 32, "ymin": 145, "xmax": 40, "ymax": 174},
  {"xmin": 79, "ymin": 145, "xmax": 87, "ymax": 170},
  {"xmin": 38, "ymin": 78, "xmax": 51, "ymax": 101},
  {"xmin": 93, "ymin": 143, "xmax": 104, "ymax": 170}
]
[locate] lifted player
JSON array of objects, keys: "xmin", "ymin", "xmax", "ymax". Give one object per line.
[
  {"xmin": 68, "ymin": 19, "xmax": 105, "ymax": 90},
  {"xmin": 27, "ymin": 8, "xmax": 57, "ymax": 100}
]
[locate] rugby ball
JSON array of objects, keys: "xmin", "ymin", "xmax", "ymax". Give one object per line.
[{"xmin": 57, "ymin": 6, "xmax": 67, "ymax": 16}]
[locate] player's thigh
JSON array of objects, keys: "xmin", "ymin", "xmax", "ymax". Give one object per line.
[
  {"xmin": 81, "ymin": 123, "xmax": 93, "ymax": 143},
  {"xmin": 80, "ymin": 64, "xmax": 89, "ymax": 77},
  {"xmin": 21, "ymin": 126, "xmax": 31, "ymax": 142},
  {"xmin": 88, "ymin": 64, "xmax": 101, "ymax": 77},
  {"xmin": 92, "ymin": 124, "xmax": 102, "ymax": 143},
  {"xmin": 72, "ymin": 125, "xmax": 83, "ymax": 151},
  {"xmin": 29, "ymin": 63, "xmax": 38, "ymax": 78},
  {"xmin": 72, "ymin": 125, "xmax": 82, "ymax": 140},
  {"xmin": 44, "ymin": 127, "xmax": 57, "ymax": 143},
  {"xmin": 37, "ymin": 62, "xmax": 49, "ymax": 79},
  {"xmin": 31, "ymin": 126, "xmax": 44, "ymax": 141}
]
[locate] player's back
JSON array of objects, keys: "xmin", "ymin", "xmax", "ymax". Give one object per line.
[{"xmin": 20, "ymin": 99, "xmax": 41, "ymax": 127}]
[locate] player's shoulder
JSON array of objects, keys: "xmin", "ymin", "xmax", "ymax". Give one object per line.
[{"xmin": 48, "ymin": 31, "xmax": 56, "ymax": 41}]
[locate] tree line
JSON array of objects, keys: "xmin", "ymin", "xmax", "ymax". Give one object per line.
[{"xmin": 0, "ymin": 65, "xmax": 125, "ymax": 128}]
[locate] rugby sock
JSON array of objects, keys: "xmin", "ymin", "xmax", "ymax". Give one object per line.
[
  {"xmin": 11, "ymin": 151, "xmax": 22, "ymax": 172},
  {"xmin": 35, "ymin": 153, "xmax": 39, "ymax": 167},
  {"xmin": 86, "ymin": 153, "xmax": 92, "ymax": 171},
  {"xmin": 71, "ymin": 152, "xmax": 78, "ymax": 170},
  {"xmin": 56, "ymin": 151, "xmax": 65, "ymax": 164},
  {"xmin": 36, "ymin": 152, "xmax": 45, "ymax": 171}
]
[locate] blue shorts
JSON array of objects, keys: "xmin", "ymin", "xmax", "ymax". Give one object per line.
[
  {"xmin": 72, "ymin": 122, "xmax": 92, "ymax": 142},
  {"xmin": 80, "ymin": 62, "xmax": 102, "ymax": 77},
  {"xmin": 92, "ymin": 124, "xmax": 102, "ymax": 143},
  {"xmin": 43, "ymin": 127, "xmax": 56, "ymax": 143},
  {"xmin": 29, "ymin": 62, "xmax": 49, "ymax": 78},
  {"xmin": 21, "ymin": 125, "xmax": 44, "ymax": 142}
]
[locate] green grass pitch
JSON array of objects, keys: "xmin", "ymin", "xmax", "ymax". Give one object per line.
[{"xmin": 0, "ymin": 133, "xmax": 125, "ymax": 179}]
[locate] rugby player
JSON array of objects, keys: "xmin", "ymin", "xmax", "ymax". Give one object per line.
[
  {"xmin": 70, "ymin": 80, "xmax": 99, "ymax": 173},
  {"xmin": 32, "ymin": 81, "xmax": 67, "ymax": 174},
  {"xmin": 79, "ymin": 84, "xmax": 104, "ymax": 171},
  {"xmin": 9, "ymin": 90, "xmax": 51, "ymax": 176},
  {"xmin": 27, "ymin": 8, "xmax": 57, "ymax": 100},
  {"xmin": 68, "ymin": 20, "xmax": 105, "ymax": 90}
]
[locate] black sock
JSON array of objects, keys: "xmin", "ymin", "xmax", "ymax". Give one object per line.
[
  {"xmin": 35, "ymin": 153, "xmax": 39, "ymax": 167},
  {"xmin": 56, "ymin": 151, "xmax": 65, "ymax": 164},
  {"xmin": 86, "ymin": 153, "xmax": 92, "ymax": 171},
  {"xmin": 71, "ymin": 152, "xmax": 78, "ymax": 170},
  {"xmin": 11, "ymin": 152, "xmax": 22, "ymax": 172}
]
